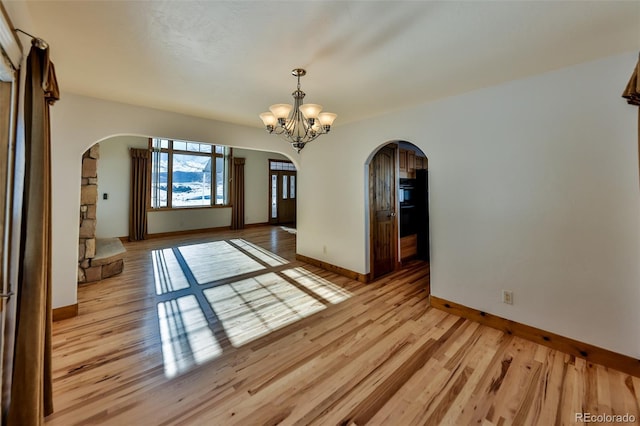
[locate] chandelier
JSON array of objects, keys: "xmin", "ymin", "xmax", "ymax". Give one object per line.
[{"xmin": 259, "ymin": 68, "xmax": 337, "ymax": 152}]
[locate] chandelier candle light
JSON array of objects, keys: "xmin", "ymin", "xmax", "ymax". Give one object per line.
[{"xmin": 259, "ymin": 68, "xmax": 337, "ymax": 152}]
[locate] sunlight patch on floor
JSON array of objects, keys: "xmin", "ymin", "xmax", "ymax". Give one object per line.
[
  {"xmin": 204, "ymin": 272, "xmax": 325, "ymax": 347},
  {"xmin": 179, "ymin": 241, "xmax": 265, "ymax": 284},
  {"xmin": 152, "ymin": 248, "xmax": 190, "ymax": 295},
  {"xmin": 154, "ymin": 238, "xmax": 354, "ymax": 379},
  {"xmin": 281, "ymin": 267, "xmax": 352, "ymax": 304},
  {"xmin": 230, "ymin": 238, "xmax": 288, "ymax": 267},
  {"xmin": 157, "ymin": 295, "xmax": 222, "ymax": 378},
  {"xmin": 279, "ymin": 226, "xmax": 296, "ymax": 234}
]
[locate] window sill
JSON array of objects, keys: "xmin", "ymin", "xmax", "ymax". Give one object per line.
[{"xmin": 147, "ymin": 205, "xmax": 232, "ymax": 212}]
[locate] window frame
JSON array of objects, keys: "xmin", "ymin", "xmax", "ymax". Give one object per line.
[{"xmin": 147, "ymin": 138, "xmax": 232, "ymax": 211}]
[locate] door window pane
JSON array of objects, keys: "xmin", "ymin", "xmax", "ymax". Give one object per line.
[
  {"xmin": 290, "ymin": 175, "xmax": 295, "ymax": 199},
  {"xmin": 269, "ymin": 160, "xmax": 296, "ymax": 171},
  {"xmin": 282, "ymin": 175, "xmax": 288, "ymax": 200},
  {"xmin": 271, "ymin": 175, "xmax": 277, "ymax": 218}
]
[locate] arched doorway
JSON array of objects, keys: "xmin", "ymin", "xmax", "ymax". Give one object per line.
[{"xmin": 368, "ymin": 141, "xmax": 429, "ymax": 280}]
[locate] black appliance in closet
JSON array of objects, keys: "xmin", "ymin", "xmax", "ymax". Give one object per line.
[
  {"xmin": 415, "ymin": 169, "xmax": 429, "ymax": 261},
  {"xmin": 398, "ymin": 170, "xmax": 429, "ymax": 261},
  {"xmin": 399, "ymin": 178, "xmax": 416, "ymax": 237}
]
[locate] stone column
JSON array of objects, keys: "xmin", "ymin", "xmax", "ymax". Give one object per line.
[{"xmin": 78, "ymin": 144, "xmax": 99, "ymax": 283}]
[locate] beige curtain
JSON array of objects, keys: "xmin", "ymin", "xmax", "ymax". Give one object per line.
[
  {"xmin": 230, "ymin": 157, "xmax": 245, "ymax": 230},
  {"xmin": 622, "ymin": 54, "xmax": 639, "ymax": 185},
  {"xmin": 129, "ymin": 148, "xmax": 150, "ymax": 241},
  {"xmin": 8, "ymin": 43, "xmax": 59, "ymax": 425}
]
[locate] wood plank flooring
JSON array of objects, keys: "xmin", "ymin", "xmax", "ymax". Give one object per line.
[{"xmin": 45, "ymin": 226, "xmax": 640, "ymax": 425}]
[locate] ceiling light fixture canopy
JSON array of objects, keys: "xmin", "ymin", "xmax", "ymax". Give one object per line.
[{"xmin": 259, "ymin": 68, "xmax": 337, "ymax": 152}]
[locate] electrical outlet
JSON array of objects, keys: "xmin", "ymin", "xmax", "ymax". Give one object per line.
[
  {"xmin": 323, "ymin": 245, "xmax": 327, "ymax": 254},
  {"xmin": 502, "ymin": 290, "xmax": 514, "ymax": 305}
]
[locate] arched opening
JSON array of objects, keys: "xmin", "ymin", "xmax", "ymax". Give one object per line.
[
  {"xmin": 367, "ymin": 140, "xmax": 429, "ymax": 281},
  {"xmin": 76, "ymin": 134, "xmax": 296, "ymax": 286}
]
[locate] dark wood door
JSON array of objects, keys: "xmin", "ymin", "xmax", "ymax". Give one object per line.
[
  {"xmin": 270, "ymin": 170, "xmax": 296, "ymax": 225},
  {"xmin": 370, "ymin": 145, "xmax": 397, "ymax": 278}
]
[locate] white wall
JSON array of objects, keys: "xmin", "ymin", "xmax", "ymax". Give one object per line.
[
  {"xmin": 298, "ymin": 52, "xmax": 640, "ymax": 358},
  {"xmin": 148, "ymin": 208, "xmax": 231, "ymax": 234},
  {"xmin": 95, "ymin": 135, "xmax": 146, "ymax": 237},
  {"xmin": 95, "ymin": 138, "xmax": 288, "ymax": 237}
]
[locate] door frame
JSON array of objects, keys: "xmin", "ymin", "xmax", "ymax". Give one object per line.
[
  {"xmin": 368, "ymin": 143, "xmax": 399, "ymax": 280},
  {"xmin": 268, "ymin": 159, "xmax": 297, "ymax": 225},
  {"xmin": 366, "ymin": 140, "xmax": 430, "ymax": 280}
]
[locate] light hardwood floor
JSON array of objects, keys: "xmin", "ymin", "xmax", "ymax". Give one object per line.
[{"xmin": 46, "ymin": 226, "xmax": 640, "ymax": 425}]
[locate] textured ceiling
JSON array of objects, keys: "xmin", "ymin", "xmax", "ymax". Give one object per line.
[{"xmin": 22, "ymin": 1, "xmax": 640, "ymax": 127}]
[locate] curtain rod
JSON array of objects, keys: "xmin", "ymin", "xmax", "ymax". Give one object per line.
[{"xmin": 14, "ymin": 28, "xmax": 48, "ymax": 50}]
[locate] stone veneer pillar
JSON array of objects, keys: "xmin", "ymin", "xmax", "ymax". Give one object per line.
[{"xmin": 78, "ymin": 144, "xmax": 99, "ymax": 283}]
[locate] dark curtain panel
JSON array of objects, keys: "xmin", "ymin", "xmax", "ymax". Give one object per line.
[
  {"xmin": 230, "ymin": 157, "xmax": 245, "ymax": 230},
  {"xmin": 8, "ymin": 43, "xmax": 59, "ymax": 426},
  {"xmin": 622, "ymin": 55, "xmax": 639, "ymax": 185},
  {"xmin": 129, "ymin": 148, "xmax": 150, "ymax": 241}
]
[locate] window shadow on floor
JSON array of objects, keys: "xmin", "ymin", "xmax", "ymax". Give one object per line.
[{"xmin": 151, "ymin": 238, "xmax": 353, "ymax": 378}]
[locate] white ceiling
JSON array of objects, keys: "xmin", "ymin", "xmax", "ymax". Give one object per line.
[{"xmin": 22, "ymin": 1, "xmax": 640, "ymax": 128}]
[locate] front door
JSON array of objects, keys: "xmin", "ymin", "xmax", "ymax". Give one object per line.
[
  {"xmin": 370, "ymin": 145, "xmax": 397, "ymax": 278},
  {"xmin": 269, "ymin": 161, "xmax": 297, "ymax": 225}
]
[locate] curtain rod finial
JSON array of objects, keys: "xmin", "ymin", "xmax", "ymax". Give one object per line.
[{"xmin": 14, "ymin": 28, "xmax": 48, "ymax": 50}]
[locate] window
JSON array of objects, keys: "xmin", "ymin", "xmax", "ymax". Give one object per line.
[
  {"xmin": 150, "ymin": 138, "xmax": 230, "ymax": 209},
  {"xmin": 269, "ymin": 160, "xmax": 296, "ymax": 171}
]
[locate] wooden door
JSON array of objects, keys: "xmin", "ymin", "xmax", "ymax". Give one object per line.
[
  {"xmin": 370, "ymin": 145, "xmax": 397, "ymax": 278},
  {"xmin": 278, "ymin": 171, "xmax": 296, "ymax": 224},
  {"xmin": 270, "ymin": 170, "xmax": 297, "ymax": 225}
]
